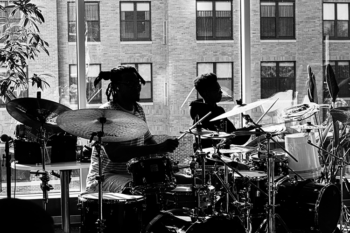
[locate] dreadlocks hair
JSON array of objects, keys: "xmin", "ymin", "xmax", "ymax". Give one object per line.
[
  {"xmin": 194, "ymin": 73, "xmax": 218, "ymax": 96},
  {"xmin": 94, "ymin": 65, "xmax": 146, "ymax": 102}
]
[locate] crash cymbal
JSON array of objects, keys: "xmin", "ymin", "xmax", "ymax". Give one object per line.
[
  {"xmin": 202, "ymin": 147, "xmax": 240, "ymax": 154},
  {"xmin": 330, "ymin": 107, "xmax": 350, "ymax": 124},
  {"xmin": 201, "ymin": 131, "xmax": 233, "ymax": 139},
  {"xmin": 57, "ymin": 109, "xmax": 148, "ymax": 142},
  {"xmin": 210, "ymin": 99, "xmax": 269, "ymax": 121},
  {"xmin": 6, "ymin": 98, "xmax": 71, "ymax": 133},
  {"xmin": 186, "ymin": 128, "xmax": 217, "ymax": 136}
]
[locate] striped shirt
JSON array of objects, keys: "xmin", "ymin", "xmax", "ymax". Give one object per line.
[{"xmin": 85, "ymin": 101, "xmax": 152, "ymax": 192}]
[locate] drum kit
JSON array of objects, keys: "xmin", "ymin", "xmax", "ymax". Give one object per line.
[{"xmin": 3, "ymin": 95, "xmax": 348, "ymax": 233}]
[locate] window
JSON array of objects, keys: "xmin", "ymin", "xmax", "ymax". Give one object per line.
[
  {"xmin": 68, "ymin": 2, "xmax": 100, "ymax": 42},
  {"xmin": 120, "ymin": 2, "xmax": 151, "ymax": 41},
  {"xmin": 261, "ymin": 0, "xmax": 295, "ymax": 39},
  {"xmin": 69, "ymin": 64, "xmax": 102, "ymax": 105},
  {"xmin": 196, "ymin": 1, "xmax": 233, "ymax": 40},
  {"xmin": 121, "ymin": 63, "xmax": 152, "ymax": 102},
  {"xmin": 323, "ymin": 3, "xmax": 349, "ymax": 39},
  {"xmin": 261, "ymin": 61, "xmax": 295, "ymax": 99},
  {"xmin": 0, "ymin": 1, "xmax": 22, "ymax": 42},
  {"xmin": 197, "ymin": 62, "xmax": 233, "ymax": 101},
  {"xmin": 325, "ymin": 61, "xmax": 350, "ymax": 98},
  {"xmin": 0, "ymin": 65, "xmax": 28, "ymax": 107}
]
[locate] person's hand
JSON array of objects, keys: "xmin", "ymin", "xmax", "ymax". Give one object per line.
[{"xmin": 159, "ymin": 138, "xmax": 179, "ymax": 153}]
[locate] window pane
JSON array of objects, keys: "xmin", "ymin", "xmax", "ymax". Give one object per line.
[
  {"xmin": 261, "ymin": 62, "xmax": 276, "ymax": 78},
  {"xmin": 121, "ymin": 21, "xmax": 134, "ymax": 39},
  {"xmin": 216, "ymin": 63, "xmax": 232, "ymax": 77},
  {"xmin": 140, "ymin": 82, "xmax": 151, "ymax": 99},
  {"xmin": 337, "ymin": 21, "xmax": 348, "ymax": 37},
  {"xmin": 138, "ymin": 64, "xmax": 151, "ymax": 82},
  {"xmin": 279, "ymin": 62, "xmax": 294, "ymax": 78},
  {"xmin": 218, "ymin": 79, "xmax": 232, "ymax": 101},
  {"xmin": 216, "ymin": 2, "xmax": 231, "ymax": 11},
  {"xmin": 198, "ymin": 63, "xmax": 213, "ymax": 74},
  {"xmin": 323, "ymin": 3, "xmax": 335, "ymax": 20},
  {"xmin": 137, "ymin": 10, "xmax": 150, "ymax": 21},
  {"xmin": 261, "ymin": 18, "xmax": 276, "ymax": 37},
  {"xmin": 85, "ymin": 3, "xmax": 98, "ymax": 20},
  {"xmin": 337, "ymin": 4, "xmax": 348, "ymax": 20},
  {"xmin": 278, "ymin": 18, "xmax": 293, "ymax": 37},
  {"xmin": 261, "ymin": 78, "xmax": 277, "ymax": 98},
  {"xmin": 197, "ymin": 17, "xmax": 213, "ymax": 37},
  {"xmin": 337, "ymin": 62, "xmax": 350, "ymax": 97},
  {"xmin": 137, "ymin": 21, "xmax": 150, "ymax": 38},
  {"xmin": 279, "ymin": 77, "xmax": 294, "ymax": 92},
  {"xmin": 121, "ymin": 3, "xmax": 134, "ymax": 12},
  {"xmin": 324, "ymin": 21, "xmax": 335, "ymax": 37},
  {"xmin": 137, "ymin": 3, "xmax": 149, "ymax": 11},
  {"xmin": 197, "ymin": 2, "xmax": 212, "ymax": 11},
  {"xmin": 261, "ymin": 3, "xmax": 275, "ymax": 17},
  {"xmin": 216, "ymin": 17, "xmax": 231, "ymax": 37},
  {"xmin": 279, "ymin": 2, "xmax": 293, "ymax": 17},
  {"xmin": 86, "ymin": 21, "xmax": 100, "ymax": 41}
]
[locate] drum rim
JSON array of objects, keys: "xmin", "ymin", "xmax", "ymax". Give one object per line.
[
  {"xmin": 314, "ymin": 183, "xmax": 341, "ymax": 233},
  {"xmin": 78, "ymin": 192, "xmax": 145, "ymax": 204}
]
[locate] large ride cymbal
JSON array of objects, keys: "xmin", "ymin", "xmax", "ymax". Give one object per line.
[
  {"xmin": 56, "ymin": 109, "xmax": 148, "ymax": 142},
  {"xmin": 6, "ymin": 98, "xmax": 71, "ymax": 133},
  {"xmin": 210, "ymin": 99, "xmax": 269, "ymax": 122}
]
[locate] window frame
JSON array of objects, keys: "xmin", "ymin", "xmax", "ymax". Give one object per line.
[
  {"xmin": 260, "ymin": 0, "xmax": 295, "ymax": 40},
  {"xmin": 260, "ymin": 61, "xmax": 296, "ymax": 99},
  {"xmin": 196, "ymin": 0, "xmax": 233, "ymax": 41},
  {"xmin": 67, "ymin": 1, "xmax": 101, "ymax": 42},
  {"xmin": 69, "ymin": 63, "xmax": 102, "ymax": 105},
  {"xmin": 196, "ymin": 62, "xmax": 234, "ymax": 102},
  {"xmin": 323, "ymin": 61, "xmax": 350, "ymax": 98},
  {"xmin": 121, "ymin": 63, "xmax": 153, "ymax": 102},
  {"xmin": 120, "ymin": 1, "xmax": 152, "ymax": 42},
  {"xmin": 323, "ymin": 2, "xmax": 350, "ymax": 40}
]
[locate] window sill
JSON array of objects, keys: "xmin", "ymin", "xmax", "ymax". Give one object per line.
[
  {"xmin": 0, "ymin": 191, "xmax": 82, "ymax": 200},
  {"xmin": 68, "ymin": 41, "xmax": 101, "ymax": 45},
  {"xmin": 260, "ymin": 40, "xmax": 296, "ymax": 43},
  {"xmin": 218, "ymin": 101, "xmax": 235, "ymax": 105},
  {"xmin": 196, "ymin": 40, "xmax": 234, "ymax": 44},
  {"xmin": 139, "ymin": 102, "xmax": 153, "ymax": 106},
  {"xmin": 323, "ymin": 40, "xmax": 350, "ymax": 43},
  {"xmin": 120, "ymin": 41, "xmax": 152, "ymax": 45}
]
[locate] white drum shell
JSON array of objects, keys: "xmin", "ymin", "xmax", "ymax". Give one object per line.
[{"xmin": 285, "ymin": 133, "xmax": 321, "ymax": 179}]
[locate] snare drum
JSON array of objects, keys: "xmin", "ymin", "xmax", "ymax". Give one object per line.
[
  {"xmin": 127, "ymin": 156, "xmax": 176, "ymax": 192},
  {"xmin": 233, "ymin": 171, "xmax": 267, "ymax": 216},
  {"xmin": 285, "ymin": 133, "xmax": 322, "ymax": 179},
  {"xmin": 165, "ymin": 184, "xmax": 195, "ymax": 209},
  {"xmin": 276, "ymin": 178, "xmax": 341, "ymax": 233},
  {"xmin": 78, "ymin": 192, "xmax": 145, "ymax": 233}
]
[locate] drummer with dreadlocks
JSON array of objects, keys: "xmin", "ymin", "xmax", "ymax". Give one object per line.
[{"xmin": 85, "ymin": 65, "xmax": 179, "ymax": 194}]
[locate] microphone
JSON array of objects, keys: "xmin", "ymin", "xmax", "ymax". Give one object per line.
[{"xmin": 1, "ymin": 134, "xmax": 13, "ymax": 142}]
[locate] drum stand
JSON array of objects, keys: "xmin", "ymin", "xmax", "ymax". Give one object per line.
[
  {"xmin": 241, "ymin": 114, "xmax": 299, "ymax": 233},
  {"xmin": 89, "ymin": 116, "xmax": 108, "ymax": 233}
]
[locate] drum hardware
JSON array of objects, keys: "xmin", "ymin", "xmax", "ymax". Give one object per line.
[
  {"xmin": 308, "ymin": 139, "xmax": 350, "ymax": 232},
  {"xmin": 6, "ymin": 96, "xmax": 72, "ymax": 209}
]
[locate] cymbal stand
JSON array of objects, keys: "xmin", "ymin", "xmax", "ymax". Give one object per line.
[
  {"xmin": 241, "ymin": 114, "xmax": 292, "ymax": 233},
  {"xmin": 308, "ymin": 140, "xmax": 350, "ymax": 232},
  {"xmin": 90, "ymin": 116, "xmax": 107, "ymax": 233},
  {"xmin": 37, "ymin": 125, "xmax": 53, "ymax": 211}
]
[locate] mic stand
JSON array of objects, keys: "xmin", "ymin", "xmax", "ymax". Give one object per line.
[
  {"xmin": 90, "ymin": 116, "xmax": 107, "ymax": 233},
  {"xmin": 3, "ymin": 137, "xmax": 12, "ymax": 198}
]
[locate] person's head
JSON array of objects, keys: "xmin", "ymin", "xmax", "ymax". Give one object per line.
[
  {"xmin": 0, "ymin": 198, "xmax": 54, "ymax": 233},
  {"xmin": 94, "ymin": 65, "xmax": 145, "ymax": 103},
  {"xmin": 194, "ymin": 73, "xmax": 222, "ymax": 103}
]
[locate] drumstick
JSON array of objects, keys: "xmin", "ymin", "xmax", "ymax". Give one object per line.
[
  {"xmin": 256, "ymin": 98, "xmax": 279, "ymax": 124},
  {"xmin": 177, "ymin": 111, "xmax": 212, "ymax": 140},
  {"xmin": 180, "ymin": 87, "xmax": 195, "ymax": 109}
]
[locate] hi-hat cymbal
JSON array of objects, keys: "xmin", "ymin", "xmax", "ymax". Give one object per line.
[
  {"xmin": 290, "ymin": 124, "xmax": 327, "ymax": 131},
  {"xmin": 330, "ymin": 107, "xmax": 350, "ymax": 124},
  {"xmin": 282, "ymin": 103, "xmax": 320, "ymax": 121},
  {"xmin": 201, "ymin": 131, "xmax": 233, "ymax": 139},
  {"xmin": 186, "ymin": 128, "xmax": 217, "ymax": 136},
  {"xmin": 6, "ymin": 98, "xmax": 71, "ymax": 133},
  {"xmin": 57, "ymin": 109, "xmax": 148, "ymax": 142},
  {"xmin": 210, "ymin": 99, "xmax": 269, "ymax": 121}
]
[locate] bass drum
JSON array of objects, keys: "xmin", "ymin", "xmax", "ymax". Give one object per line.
[
  {"xmin": 144, "ymin": 209, "xmax": 246, "ymax": 233},
  {"xmin": 276, "ymin": 178, "xmax": 341, "ymax": 233}
]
